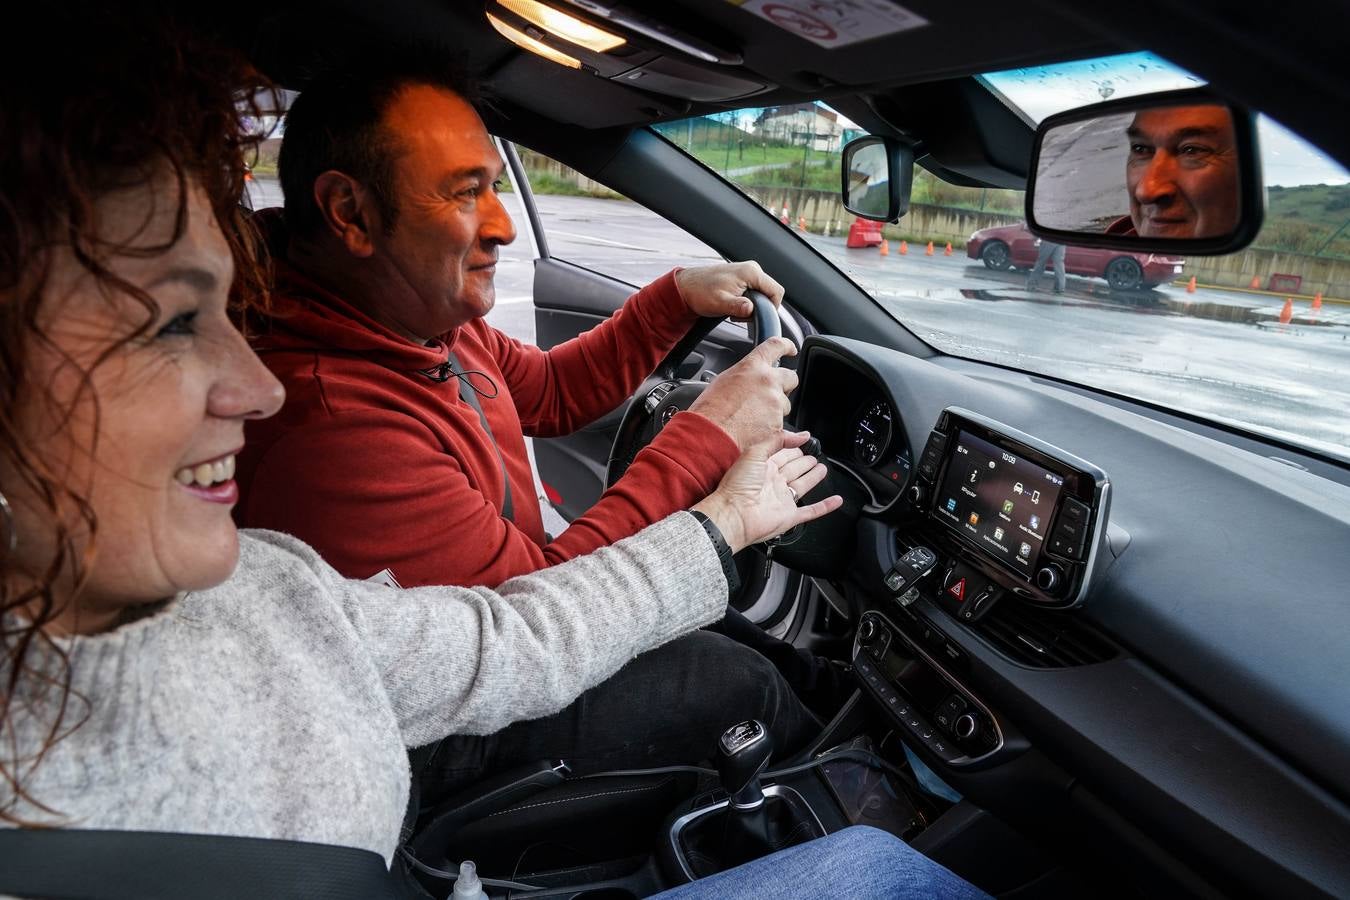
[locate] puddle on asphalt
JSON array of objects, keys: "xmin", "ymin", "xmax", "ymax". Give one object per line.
[{"xmin": 947, "ymin": 286, "xmax": 1349, "ymax": 331}]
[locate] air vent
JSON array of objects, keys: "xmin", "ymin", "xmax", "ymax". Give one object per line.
[{"xmin": 978, "ymin": 600, "xmax": 1118, "ymax": 668}]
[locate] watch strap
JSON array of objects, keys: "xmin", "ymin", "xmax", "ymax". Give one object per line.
[{"xmin": 690, "ymin": 511, "xmax": 740, "ymax": 598}]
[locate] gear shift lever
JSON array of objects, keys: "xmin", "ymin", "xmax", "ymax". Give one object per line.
[
  {"xmin": 716, "ymin": 720, "xmax": 772, "ymax": 808},
  {"xmin": 715, "ymin": 720, "xmax": 775, "ymax": 867},
  {"xmin": 673, "ymin": 721, "xmax": 821, "ymax": 878}
]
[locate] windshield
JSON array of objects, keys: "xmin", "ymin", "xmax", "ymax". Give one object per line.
[{"xmin": 652, "ymin": 52, "xmax": 1350, "ymax": 465}]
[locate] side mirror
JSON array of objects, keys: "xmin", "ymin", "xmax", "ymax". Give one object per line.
[
  {"xmin": 840, "ymin": 136, "xmax": 914, "ymax": 222},
  {"xmin": 1026, "ymin": 88, "xmax": 1263, "ymax": 254}
]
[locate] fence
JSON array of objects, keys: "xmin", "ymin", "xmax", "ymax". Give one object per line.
[{"xmin": 1174, "ymin": 247, "xmax": 1350, "ymax": 299}]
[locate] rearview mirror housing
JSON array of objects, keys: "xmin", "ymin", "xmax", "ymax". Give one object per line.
[
  {"xmin": 841, "ymin": 136, "xmax": 914, "ymax": 222},
  {"xmin": 1026, "ymin": 88, "xmax": 1263, "ymax": 254}
]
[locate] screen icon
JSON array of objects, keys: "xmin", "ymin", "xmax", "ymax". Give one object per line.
[
  {"xmin": 1029, "ymin": 514, "xmax": 1041, "ymax": 532},
  {"xmin": 987, "ymin": 461, "xmax": 995, "ymax": 469},
  {"xmin": 1031, "ymin": 490, "xmax": 1041, "ymax": 504},
  {"xmin": 1013, "ymin": 482, "xmax": 1024, "ymax": 494},
  {"xmin": 968, "ymin": 469, "xmax": 979, "ymax": 485},
  {"xmin": 993, "ymin": 527, "xmax": 1005, "ymax": 541},
  {"xmin": 1019, "ymin": 542, "xmax": 1032, "ymax": 558},
  {"xmin": 1001, "ymin": 500, "xmax": 1014, "ymax": 515},
  {"xmin": 968, "ymin": 512, "xmax": 980, "ymax": 526},
  {"xmin": 946, "ymin": 498, "xmax": 957, "ymax": 512}
]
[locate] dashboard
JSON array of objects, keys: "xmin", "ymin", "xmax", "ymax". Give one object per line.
[{"xmin": 783, "ymin": 334, "xmax": 1350, "ymax": 898}]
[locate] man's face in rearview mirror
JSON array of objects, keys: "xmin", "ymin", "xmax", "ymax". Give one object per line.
[{"xmin": 1125, "ymin": 105, "xmax": 1240, "ymax": 239}]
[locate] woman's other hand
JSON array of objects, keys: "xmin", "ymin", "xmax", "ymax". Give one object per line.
[{"xmin": 692, "ymin": 430, "xmax": 842, "ymax": 553}]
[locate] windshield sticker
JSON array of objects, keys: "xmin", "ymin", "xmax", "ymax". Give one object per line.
[{"xmin": 729, "ymin": 0, "xmax": 929, "ymax": 48}]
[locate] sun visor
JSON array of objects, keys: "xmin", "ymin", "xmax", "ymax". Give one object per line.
[
  {"xmin": 613, "ymin": 54, "xmax": 768, "ymax": 102},
  {"xmin": 489, "ymin": 55, "xmax": 689, "ymax": 128}
]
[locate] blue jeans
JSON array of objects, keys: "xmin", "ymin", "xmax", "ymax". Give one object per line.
[{"xmin": 652, "ymin": 826, "xmax": 990, "ymax": 899}]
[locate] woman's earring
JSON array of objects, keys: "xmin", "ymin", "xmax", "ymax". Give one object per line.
[{"xmin": 0, "ymin": 491, "xmax": 16, "ymax": 557}]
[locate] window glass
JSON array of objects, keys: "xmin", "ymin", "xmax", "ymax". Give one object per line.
[
  {"xmin": 652, "ymin": 56, "xmax": 1350, "ymax": 464},
  {"xmin": 514, "ymin": 148, "xmax": 724, "ymax": 286}
]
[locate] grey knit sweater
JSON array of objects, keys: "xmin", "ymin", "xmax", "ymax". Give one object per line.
[{"xmin": 2, "ymin": 513, "xmax": 725, "ymax": 864}]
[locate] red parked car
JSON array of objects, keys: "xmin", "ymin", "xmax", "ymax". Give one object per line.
[{"xmin": 966, "ymin": 222, "xmax": 1185, "ymax": 290}]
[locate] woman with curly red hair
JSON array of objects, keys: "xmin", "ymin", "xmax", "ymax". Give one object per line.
[{"xmin": 0, "ymin": 9, "xmax": 995, "ymax": 900}]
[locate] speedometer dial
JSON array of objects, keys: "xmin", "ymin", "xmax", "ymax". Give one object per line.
[{"xmin": 853, "ymin": 400, "xmax": 893, "ymax": 467}]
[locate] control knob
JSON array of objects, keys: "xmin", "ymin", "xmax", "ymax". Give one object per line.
[
  {"xmin": 954, "ymin": 713, "xmax": 981, "ymax": 742},
  {"xmin": 1035, "ymin": 564, "xmax": 1064, "ymax": 595},
  {"xmin": 858, "ymin": 618, "xmax": 879, "ymax": 644},
  {"xmin": 906, "ymin": 484, "xmax": 926, "ymax": 507}
]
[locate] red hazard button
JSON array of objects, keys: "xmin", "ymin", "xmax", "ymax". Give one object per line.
[{"xmin": 947, "ymin": 578, "xmax": 967, "ymax": 603}]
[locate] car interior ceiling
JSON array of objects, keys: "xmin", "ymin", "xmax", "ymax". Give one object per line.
[{"xmin": 178, "ymin": 1, "xmax": 1350, "ymax": 898}]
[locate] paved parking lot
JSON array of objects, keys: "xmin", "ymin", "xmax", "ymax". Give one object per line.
[{"xmin": 248, "ymin": 180, "xmax": 1350, "ymax": 461}]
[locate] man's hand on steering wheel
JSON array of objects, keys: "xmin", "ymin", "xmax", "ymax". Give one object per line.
[
  {"xmin": 688, "ymin": 338, "xmax": 799, "ymax": 452},
  {"xmin": 675, "ymin": 261, "xmax": 785, "ymax": 319}
]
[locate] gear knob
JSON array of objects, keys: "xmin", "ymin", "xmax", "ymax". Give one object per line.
[{"xmin": 716, "ymin": 720, "xmax": 773, "ymax": 807}]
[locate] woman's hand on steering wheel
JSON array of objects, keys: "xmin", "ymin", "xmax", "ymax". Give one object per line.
[{"xmin": 691, "ymin": 430, "xmax": 842, "ymax": 554}]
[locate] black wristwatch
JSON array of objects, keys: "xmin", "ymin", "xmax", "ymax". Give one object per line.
[{"xmin": 690, "ymin": 510, "xmax": 741, "ymax": 598}]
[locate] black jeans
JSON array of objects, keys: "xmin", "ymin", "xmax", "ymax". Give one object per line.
[{"xmin": 416, "ymin": 625, "xmax": 821, "ymax": 803}]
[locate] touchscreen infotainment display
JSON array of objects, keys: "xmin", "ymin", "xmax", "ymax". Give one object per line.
[{"xmin": 932, "ymin": 430, "xmax": 1065, "ymax": 576}]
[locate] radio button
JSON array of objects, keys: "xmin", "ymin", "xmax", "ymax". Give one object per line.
[
  {"xmin": 935, "ymin": 694, "xmax": 967, "ymax": 731},
  {"xmin": 1049, "ymin": 525, "xmax": 1087, "ymax": 560},
  {"xmin": 930, "ymin": 738, "xmax": 957, "ymax": 761},
  {"xmin": 1061, "ymin": 497, "xmax": 1091, "ymax": 524}
]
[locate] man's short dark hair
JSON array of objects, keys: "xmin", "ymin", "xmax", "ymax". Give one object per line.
[{"xmin": 279, "ymin": 51, "xmax": 479, "ymax": 238}]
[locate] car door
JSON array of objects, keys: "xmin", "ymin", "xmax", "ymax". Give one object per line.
[
  {"xmin": 1007, "ymin": 225, "xmax": 1040, "ymax": 267},
  {"xmin": 1060, "ymin": 241, "xmax": 1101, "ymax": 278}
]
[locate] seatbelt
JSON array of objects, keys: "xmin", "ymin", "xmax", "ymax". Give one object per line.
[
  {"xmin": 0, "ymin": 829, "xmax": 414, "ymax": 900},
  {"xmin": 444, "ymin": 350, "xmax": 514, "ymax": 522}
]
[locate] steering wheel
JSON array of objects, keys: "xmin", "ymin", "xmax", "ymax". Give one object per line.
[{"xmin": 605, "ymin": 290, "xmax": 782, "ymax": 487}]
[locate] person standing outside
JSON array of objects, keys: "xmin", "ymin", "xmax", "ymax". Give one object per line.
[{"xmin": 1026, "ymin": 237, "xmax": 1067, "ymax": 293}]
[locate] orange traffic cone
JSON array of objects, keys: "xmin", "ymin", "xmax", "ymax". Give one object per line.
[
  {"xmin": 1249, "ymin": 275, "xmax": 1262, "ymax": 290},
  {"xmin": 244, "ymin": 171, "xmax": 254, "ymax": 182},
  {"xmin": 943, "ymin": 242, "xmax": 953, "ymax": 256},
  {"xmin": 899, "ymin": 240, "xmax": 908, "ymax": 255},
  {"xmin": 798, "ymin": 216, "xmax": 807, "ymax": 232},
  {"xmin": 925, "ymin": 241, "xmax": 934, "ymax": 256},
  {"xmin": 1279, "ymin": 298, "xmax": 1293, "ymax": 324},
  {"xmin": 1313, "ymin": 292, "xmax": 1323, "ymax": 310},
  {"xmin": 879, "ymin": 240, "xmax": 890, "ymax": 257},
  {"xmin": 1186, "ymin": 276, "xmax": 1197, "ymax": 293}
]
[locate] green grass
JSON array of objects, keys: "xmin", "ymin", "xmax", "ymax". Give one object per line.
[
  {"xmin": 1259, "ymin": 183, "xmax": 1350, "ymax": 256},
  {"xmin": 732, "ymin": 160, "xmax": 838, "ymax": 191},
  {"xmin": 689, "ymin": 142, "xmax": 829, "ymax": 171},
  {"xmin": 1267, "ymin": 183, "xmax": 1350, "ymax": 230},
  {"xmin": 520, "ymin": 169, "xmax": 623, "ymax": 200}
]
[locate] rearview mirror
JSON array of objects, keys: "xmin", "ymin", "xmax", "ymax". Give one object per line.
[
  {"xmin": 841, "ymin": 136, "xmax": 913, "ymax": 222},
  {"xmin": 1026, "ymin": 88, "xmax": 1263, "ymax": 254}
]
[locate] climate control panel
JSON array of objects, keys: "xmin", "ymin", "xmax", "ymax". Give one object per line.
[{"xmin": 852, "ymin": 610, "xmax": 1001, "ymax": 766}]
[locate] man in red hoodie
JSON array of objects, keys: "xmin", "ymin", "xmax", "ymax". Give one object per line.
[{"xmin": 236, "ymin": 59, "xmax": 842, "ymax": 795}]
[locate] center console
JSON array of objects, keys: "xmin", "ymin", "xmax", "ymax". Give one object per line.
[
  {"xmin": 853, "ymin": 408, "xmax": 1111, "ymax": 769},
  {"xmin": 852, "ymin": 608, "xmax": 1000, "ymax": 766}
]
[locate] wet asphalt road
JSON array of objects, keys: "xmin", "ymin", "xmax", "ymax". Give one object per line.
[{"xmin": 248, "ymin": 181, "xmax": 1350, "ymax": 461}]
